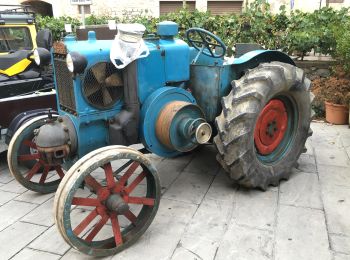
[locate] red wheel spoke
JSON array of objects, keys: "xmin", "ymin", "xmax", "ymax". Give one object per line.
[
  {"xmin": 113, "ymin": 162, "xmax": 139, "ymax": 193},
  {"xmin": 127, "ymin": 196, "xmax": 155, "ymax": 206},
  {"xmin": 25, "ymin": 162, "xmax": 42, "ymax": 181},
  {"xmin": 18, "ymin": 153, "xmax": 40, "ymax": 161},
  {"xmin": 39, "ymin": 166, "xmax": 50, "ymax": 184},
  {"xmin": 22, "ymin": 140, "xmax": 37, "ymax": 149},
  {"xmin": 124, "ymin": 171, "xmax": 146, "ymax": 194},
  {"xmin": 123, "ymin": 210, "xmax": 137, "ymax": 225},
  {"xmin": 85, "ymin": 215, "xmax": 109, "ymax": 242},
  {"xmin": 110, "ymin": 213, "xmax": 123, "ymax": 246},
  {"xmin": 55, "ymin": 166, "xmax": 65, "ymax": 179},
  {"xmin": 74, "ymin": 209, "xmax": 98, "ymax": 236},
  {"xmin": 84, "ymin": 175, "xmax": 102, "ymax": 192},
  {"xmin": 72, "ymin": 197, "xmax": 101, "ymax": 207},
  {"xmin": 104, "ymin": 163, "xmax": 115, "ymax": 189}
]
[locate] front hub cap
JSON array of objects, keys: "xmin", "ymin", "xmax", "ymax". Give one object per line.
[
  {"xmin": 106, "ymin": 194, "xmax": 130, "ymax": 214},
  {"xmin": 254, "ymin": 99, "xmax": 288, "ymax": 155}
]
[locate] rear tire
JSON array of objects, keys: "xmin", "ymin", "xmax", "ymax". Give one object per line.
[{"xmin": 214, "ymin": 62, "xmax": 313, "ymax": 190}]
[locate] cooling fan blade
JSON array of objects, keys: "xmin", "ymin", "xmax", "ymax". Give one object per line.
[
  {"xmin": 84, "ymin": 82, "xmax": 101, "ymax": 97},
  {"xmin": 91, "ymin": 63, "xmax": 107, "ymax": 84},
  {"xmin": 105, "ymin": 73, "xmax": 123, "ymax": 87},
  {"xmin": 102, "ymin": 88, "xmax": 113, "ymax": 105}
]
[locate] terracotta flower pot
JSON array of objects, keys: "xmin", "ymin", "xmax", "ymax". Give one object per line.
[{"xmin": 325, "ymin": 101, "xmax": 349, "ymax": 125}]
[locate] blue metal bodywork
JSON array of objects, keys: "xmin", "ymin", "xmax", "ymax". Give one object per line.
[{"xmin": 51, "ymin": 22, "xmax": 295, "ymax": 161}]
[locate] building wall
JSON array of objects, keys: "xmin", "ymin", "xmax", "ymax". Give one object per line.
[{"xmin": 245, "ymin": 0, "xmax": 350, "ymax": 13}]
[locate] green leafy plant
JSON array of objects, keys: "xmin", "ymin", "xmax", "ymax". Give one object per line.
[
  {"xmin": 35, "ymin": 0, "xmax": 350, "ymax": 60},
  {"xmin": 36, "ymin": 15, "xmax": 81, "ymax": 41},
  {"xmin": 334, "ymin": 20, "xmax": 350, "ymax": 73}
]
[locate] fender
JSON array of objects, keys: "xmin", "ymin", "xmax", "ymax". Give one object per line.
[
  {"xmin": 5, "ymin": 108, "xmax": 58, "ymax": 145},
  {"xmin": 232, "ymin": 50, "xmax": 295, "ymax": 78}
]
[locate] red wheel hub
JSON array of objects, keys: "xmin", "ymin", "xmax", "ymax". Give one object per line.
[{"xmin": 254, "ymin": 99, "xmax": 288, "ymax": 155}]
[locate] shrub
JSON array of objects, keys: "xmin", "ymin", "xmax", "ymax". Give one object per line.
[{"xmin": 334, "ymin": 21, "xmax": 350, "ymax": 73}]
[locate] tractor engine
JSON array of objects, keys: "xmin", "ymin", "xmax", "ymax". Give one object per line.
[{"xmin": 34, "ymin": 21, "xmax": 212, "ymax": 164}]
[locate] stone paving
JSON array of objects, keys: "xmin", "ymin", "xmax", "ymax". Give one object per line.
[{"xmin": 0, "ymin": 122, "xmax": 349, "ymax": 260}]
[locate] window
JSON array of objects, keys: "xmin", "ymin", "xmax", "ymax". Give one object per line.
[
  {"xmin": 159, "ymin": 1, "xmax": 196, "ymax": 16},
  {"xmin": 207, "ymin": 1, "xmax": 243, "ymax": 15},
  {"xmin": 78, "ymin": 5, "xmax": 91, "ymax": 14},
  {"xmin": 0, "ymin": 27, "xmax": 33, "ymax": 52}
]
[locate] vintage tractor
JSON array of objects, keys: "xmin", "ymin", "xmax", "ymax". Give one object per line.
[{"xmin": 7, "ymin": 21, "xmax": 312, "ymax": 256}]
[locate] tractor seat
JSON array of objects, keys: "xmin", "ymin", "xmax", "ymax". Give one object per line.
[{"xmin": 0, "ymin": 50, "xmax": 31, "ymax": 70}]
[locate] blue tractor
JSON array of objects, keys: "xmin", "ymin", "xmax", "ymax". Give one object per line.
[{"xmin": 7, "ymin": 21, "xmax": 312, "ymax": 256}]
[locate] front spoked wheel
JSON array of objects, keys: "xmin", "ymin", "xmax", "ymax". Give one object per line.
[
  {"xmin": 54, "ymin": 146, "xmax": 160, "ymax": 257},
  {"xmin": 7, "ymin": 116, "xmax": 65, "ymax": 193}
]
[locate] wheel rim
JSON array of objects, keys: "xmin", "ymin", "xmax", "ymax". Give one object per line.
[
  {"xmin": 254, "ymin": 96, "xmax": 298, "ymax": 163},
  {"xmin": 8, "ymin": 118, "xmax": 65, "ymax": 193},
  {"xmin": 58, "ymin": 149, "xmax": 160, "ymax": 256}
]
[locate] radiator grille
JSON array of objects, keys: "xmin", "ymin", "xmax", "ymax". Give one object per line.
[{"xmin": 53, "ymin": 54, "xmax": 76, "ymax": 113}]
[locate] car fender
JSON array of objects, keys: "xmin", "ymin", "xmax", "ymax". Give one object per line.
[{"xmin": 5, "ymin": 108, "xmax": 58, "ymax": 145}]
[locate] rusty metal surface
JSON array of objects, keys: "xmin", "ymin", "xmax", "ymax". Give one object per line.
[
  {"xmin": 76, "ymin": 25, "xmax": 117, "ymax": 41},
  {"xmin": 155, "ymin": 101, "xmax": 190, "ymax": 150}
]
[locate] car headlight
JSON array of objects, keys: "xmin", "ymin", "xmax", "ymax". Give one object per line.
[
  {"xmin": 66, "ymin": 52, "xmax": 87, "ymax": 74},
  {"xmin": 33, "ymin": 47, "xmax": 51, "ymax": 66}
]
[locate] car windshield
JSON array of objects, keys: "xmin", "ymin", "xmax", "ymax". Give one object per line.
[{"xmin": 0, "ymin": 27, "xmax": 33, "ymax": 52}]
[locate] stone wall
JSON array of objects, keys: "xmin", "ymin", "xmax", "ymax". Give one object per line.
[{"xmin": 295, "ymin": 60, "xmax": 337, "ymax": 80}]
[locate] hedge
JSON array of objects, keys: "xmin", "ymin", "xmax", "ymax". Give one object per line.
[{"xmin": 36, "ymin": 0, "xmax": 350, "ymax": 71}]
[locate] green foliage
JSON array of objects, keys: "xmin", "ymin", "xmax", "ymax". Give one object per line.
[
  {"xmin": 334, "ymin": 20, "xmax": 350, "ymax": 73},
  {"xmin": 35, "ymin": 0, "xmax": 350, "ymax": 66},
  {"xmin": 36, "ymin": 15, "xmax": 81, "ymax": 41},
  {"xmin": 85, "ymin": 14, "xmax": 118, "ymax": 25}
]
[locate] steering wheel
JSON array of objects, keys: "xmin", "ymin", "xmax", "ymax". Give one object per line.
[{"xmin": 186, "ymin": 28, "xmax": 226, "ymax": 58}]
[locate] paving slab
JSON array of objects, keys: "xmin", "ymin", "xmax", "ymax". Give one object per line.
[
  {"xmin": 112, "ymin": 198, "xmax": 197, "ymax": 260},
  {"xmin": 60, "ymin": 248, "xmax": 112, "ymax": 260},
  {"xmin": 318, "ymin": 165, "xmax": 350, "ymax": 188},
  {"xmin": 172, "ymin": 198, "xmax": 235, "ymax": 259},
  {"xmin": 0, "ymin": 167, "xmax": 14, "ymax": 184},
  {"xmin": 275, "ymin": 205, "xmax": 331, "ymax": 260},
  {"xmin": 15, "ymin": 190, "xmax": 54, "ymax": 205},
  {"xmin": 0, "ymin": 190, "xmax": 19, "ymax": 206},
  {"xmin": 315, "ymin": 148, "xmax": 350, "ymax": 167},
  {"xmin": 11, "ymin": 248, "xmax": 60, "ymax": 260},
  {"xmin": 340, "ymin": 132, "xmax": 350, "ymax": 148},
  {"xmin": 330, "ymin": 234, "xmax": 350, "ymax": 255},
  {"xmin": 215, "ymin": 224, "xmax": 273, "ymax": 260},
  {"xmin": 162, "ymin": 171, "xmax": 215, "ymax": 205},
  {"xmin": 279, "ymin": 171, "xmax": 322, "ymax": 209},
  {"xmin": 333, "ymin": 253, "xmax": 350, "ymax": 260},
  {"xmin": 183, "ymin": 145, "xmax": 220, "ymax": 176},
  {"xmin": 204, "ymin": 170, "xmax": 237, "ymax": 202},
  {"xmin": 172, "ymin": 234, "xmax": 219, "ymax": 260},
  {"xmin": 322, "ymin": 185, "xmax": 350, "ymax": 236},
  {"xmin": 0, "ymin": 200, "xmax": 37, "ymax": 231},
  {"xmin": 0, "ymin": 179, "xmax": 27, "ymax": 194},
  {"xmin": 29, "ymin": 225, "xmax": 71, "ymax": 255},
  {"xmin": 0, "ymin": 222, "xmax": 47, "ymax": 260},
  {"xmin": 296, "ymin": 153, "xmax": 317, "ymax": 173},
  {"xmin": 0, "ymin": 122, "xmax": 347, "ymax": 259},
  {"xmin": 156, "ymin": 159, "xmax": 188, "ymax": 191},
  {"xmin": 21, "ymin": 198, "xmax": 55, "ymax": 227},
  {"xmin": 235, "ymin": 188, "xmax": 278, "ymax": 231}
]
